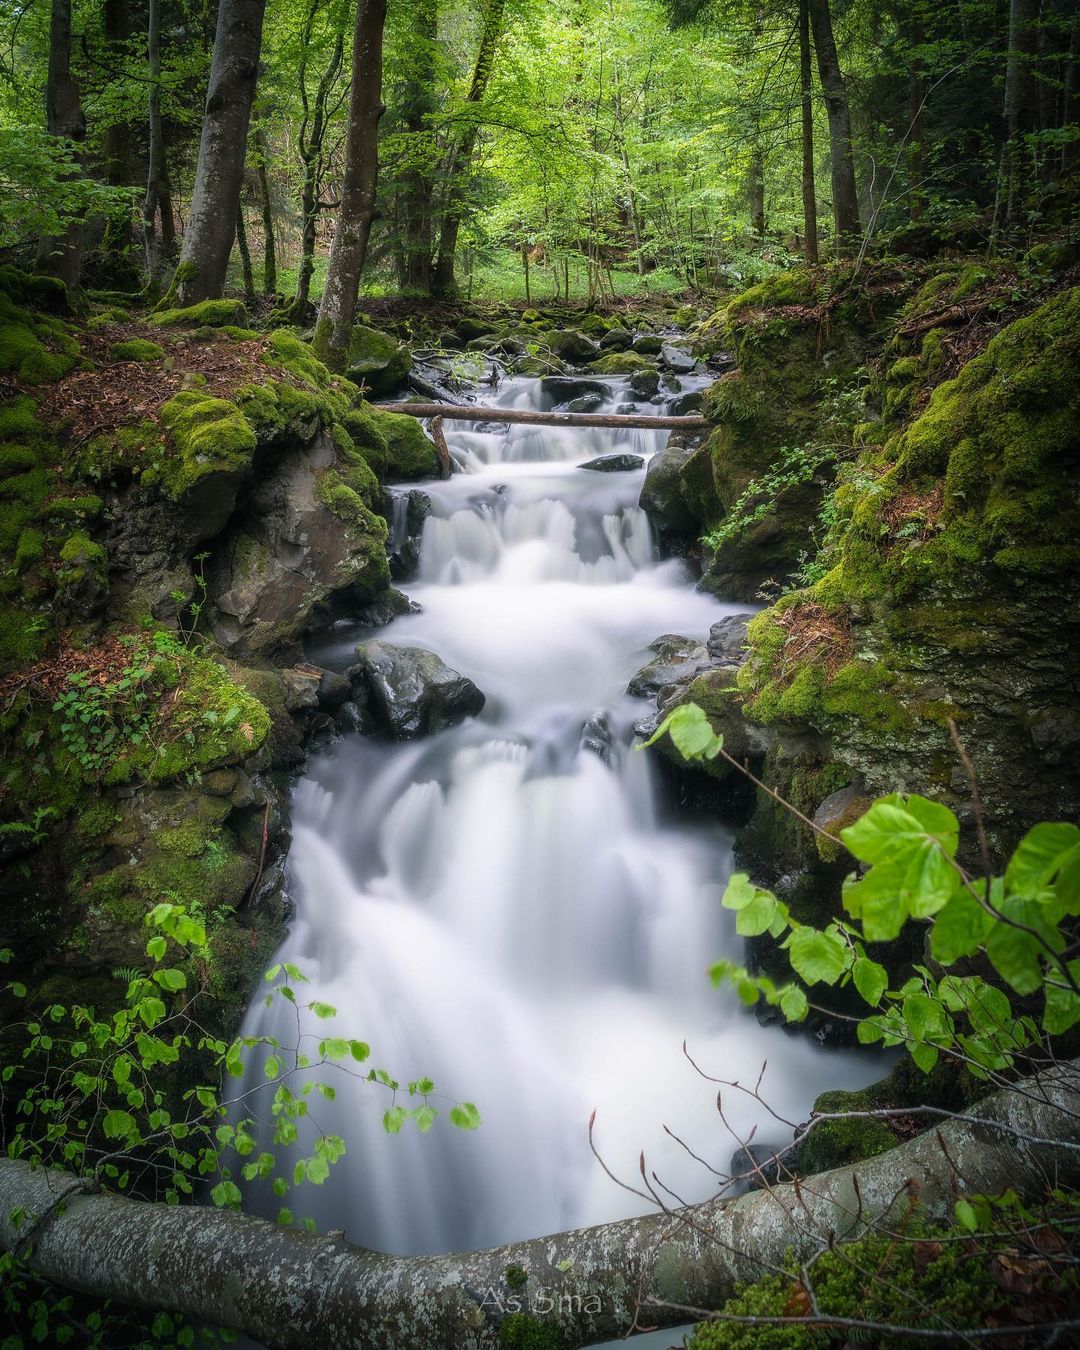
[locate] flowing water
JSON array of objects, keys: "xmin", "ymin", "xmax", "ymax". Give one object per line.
[{"xmin": 239, "ymin": 374, "xmax": 881, "ymax": 1337}]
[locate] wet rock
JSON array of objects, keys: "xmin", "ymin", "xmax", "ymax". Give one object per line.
[
  {"xmin": 598, "ymin": 329, "xmax": 633, "ymax": 350},
  {"xmin": 632, "ymin": 334, "xmax": 663, "ymax": 355},
  {"xmin": 639, "ymin": 430, "xmax": 702, "ymax": 540},
  {"xmin": 580, "ymin": 713, "xmax": 613, "ymax": 764},
  {"xmin": 316, "ymin": 669, "xmax": 352, "ymax": 710},
  {"xmin": 614, "ymin": 403, "xmax": 637, "ymax": 415},
  {"xmin": 659, "ymin": 373, "xmax": 683, "ymax": 393},
  {"xmin": 627, "ymin": 634, "xmax": 711, "ymax": 697},
  {"xmin": 354, "ymin": 586, "xmax": 418, "ymax": 628},
  {"xmin": 349, "ymin": 641, "xmax": 485, "ymax": 739},
  {"xmin": 578, "ymin": 453, "xmax": 644, "ymax": 472},
  {"xmin": 540, "ymin": 375, "xmax": 607, "ymax": 404},
  {"xmin": 208, "ymin": 431, "xmax": 389, "ymax": 659},
  {"xmin": 628, "ymin": 369, "xmax": 660, "ymax": 398},
  {"xmin": 281, "ymin": 666, "xmax": 321, "ymax": 711},
  {"xmin": 660, "ymin": 344, "xmax": 697, "ymax": 374},
  {"xmin": 559, "ymin": 393, "xmax": 604, "ymax": 414},
  {"xmin": 730, "ymin": 1142, "xmax": 785, "ymax": 1191},
  {"xmin": 387, "ymin": 489, "xmax": 431, "ymax": 582},
  {"xmin": 670, "ymin": 390, "xmax": 704, "ymax": 416},
  {"xmin": 707, "ymin": 613, "xmax": 753, "ymax": 663}
]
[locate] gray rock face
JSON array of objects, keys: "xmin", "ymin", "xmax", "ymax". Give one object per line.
[
  {"xmin": 670, "ymin": 390, "xmax": 704, "ymax": 416},
  {"xmin": 578, "ymin": 453, "xmax": 644, "ymax": 473},
  {"xmin": 707, "ymin": 614, "xmax": 753, "ymax": 663},
  {"xmin": 639, "ymin": 431, "xmax": 702, "ymax": 538},
  {"xmin": 580, "ymin": 713, "xmax": 613, "ymax": 764},
  {"xmin": 598, "ymin": 329, "xmax": 633, "ymax": 350},
  {"xmin": 660, "ymin": 344, "xmax": 698, "ymax": 374},
  {"xmin": 560, "ymin": 393, "xmax": 605, "ymax": 414},
  {"xmin": 632, "ymin": 335, "xmax": 663, "ymax": 355},
  {"xmin": 208, "ymin": 432, "xmax": 389, "ymax": 659},
  {"xmin": 350, "ymin": 641, "xmax": 485, "ymax": 739},
  {"xmin": 627, "ymin": 634, "xmax": 711, "ymax": 697},
  {"xmin": 541, "ymin": 375, "xmax": 607, "ymax": 404},
  {"xmin": 546, "ymin": 330, "xmax": 601, "ymax": 364}
]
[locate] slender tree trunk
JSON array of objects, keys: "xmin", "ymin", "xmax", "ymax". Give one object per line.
[
  {"xmin": 294, "ymin": 7, "xmax": 345, "ymax": 315},
  {"xmin": 38, "ymin": 0, "xmax": 86, "ymax": 302},
  {"xmin": 1002, "ymin": 0, "xmax": 1040, "ymax": 230},
  {"xmin": 313, "ymin": 0, "xmax": 388, "ymax": 370},
  {"xmin": 906, "ymin": 4, "xmax": 926, "ymax": 221},
  {"xmin": 143, "ymin": 0, "xmax": 166, "ymax": 282},
  {"xmin": 170, "ymin": 0, "xmax": 268, "ymax": 306},
  {"xmin": 807, "ymin": 0, "xmax": 860, "ymax": 255},
  {"xmin": 748, "ymin": 148, "xmax": 766, "ymax": 238},
  {"xmin": 431, "ymin": 0, "xmax": 508, "ymax": 299},
  {"xmin": 235, "ymin": 201, "xmax": 256, "ymax": 298},
  {"xmin": 799, "ymin": 0, "xmax": 819, "ymax": 263},
  {"xmin": 255, "ymin": 128, "xmax": 277, "ymax": 294},
  {"xmin": 398, "ymin": 0, "xmax": 439, "ymax": 293},
  {"xmin": 1063, "ymin": 7, "xmax": 1080, "ymax": 173},
  {"xmin": 2, "ymin": 1064, "xmax": 1077, "ymax": 1350}
]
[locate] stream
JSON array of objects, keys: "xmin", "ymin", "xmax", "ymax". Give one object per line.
[{"xmin": 239, "ymin": 372, "xmax": 882, "ymax": 1343}]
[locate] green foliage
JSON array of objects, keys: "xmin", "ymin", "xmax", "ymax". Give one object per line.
[
  {"xmin": 108, "ymin": 338, "xmax": 165, "ymax": 363},
  {"xmin": 150, "ymin": 300, "xmax": 248, "ymax": 329},
  {"xmin": 703, "ymin": 440, "xmax": 838, "ymax": 551},
  {"xmin": 0, "ymin": 128, "xmax": 131, "ymax": 254}
]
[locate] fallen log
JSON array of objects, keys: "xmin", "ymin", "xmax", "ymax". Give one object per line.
[
  {"xmin": 1, "ymin": 1060, "xmax": 1078, "ymax": 1348},
  {"xmin": 373, "ymin": 401, "xmax": 707, "ymax": 430}
]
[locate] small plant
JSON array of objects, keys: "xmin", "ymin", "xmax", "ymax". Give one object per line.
[{"xmin": 52, "ymin": 646, "xmax": 157, "ymax": 779}]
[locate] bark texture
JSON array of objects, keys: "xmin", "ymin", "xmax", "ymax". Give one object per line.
[
  {"xmin": 2, "ymin": 1064, "xmax": 1077, "ymax": 1349},
  {"xmin": 142, "ymin": 0, "xmax": 167, "ymax": 282},
  {"xmin": 807, "ymin": 0, "xmax": 860, "ymax": 253},
  {"xmin": 799, "ymin": 0, "xmax": 819, "ymax": 264},
  {"xmin": 313, "ymin": 0, "xmax": 388, "ymax": 369},
  {"xmin": 430, "ymin": 0, "xmax": 508, "ymax": 299},
  {"xmin": 371, "ymin": 403, "xmax": 707, "ymax": 430},
  {"xmin": 173, "ymin": 0, "xmax": 268, "ymax": 306},
  {"xmin": 38, "ymin": 0, "xmax": 86, "ymax": 300}
]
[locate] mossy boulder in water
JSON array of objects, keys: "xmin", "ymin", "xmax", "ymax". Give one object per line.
[
  {"xmin": 350, "ymin": 641, "xmax": 485, "ymax": 739},
  {"xmin": 587, "ymin": 350, "xmax": 656, "ymax": 375},
  {"xmin": 343, "ymin": 403, "xmax": 440, "ymax": 481},
  {"xmin": 344, "ymin": 325, "xmax": 412, "ymax": 396}
]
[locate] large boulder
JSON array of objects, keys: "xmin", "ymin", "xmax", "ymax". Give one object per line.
[
  {"xmin": 540, "ymin": 375, "xmax": 606, "ymax": 404},
  {"xmin": 627, "ymin": 634, "xmax": 711, "ymax": 697},
  {"xmin": 345, "ymin": 326, "xmax": 412, "ymax": 396},
  {"xmin": 343, "ymin": 404, "xmax": 439, "ymax": 481},
  {"xmin": 579, "ymin": 453, "xmax": 644, "ymax": 472},
  {"xmin": 660, "ymin": 343, "xmax": 698, "ymax": 374},
  {"xmin": 546, "ymin": 329, "xmax": 601, "ymax": 364},
  {"xmin": 208, "ymin": 431, "xmax": 390, "ymax": 658},
  {"xmin": 638, "ymin": 430, "xmax": 702, "ymax": 541},
  {"xmin": 350, "ymin": 641, "xmax": 485, "ymax": 738}
]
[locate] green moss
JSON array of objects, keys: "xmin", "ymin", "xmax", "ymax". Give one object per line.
[
  {"xmin": 58, "ymin": 531, "xmax": 106, "ymax": 567},
  {"xmin": 792, "ymin": 1086, "xmax": 898, "ymax": 1174},
  {"xmin": 157, "ymin": 391, "xmax": 257, "ymax": 498},
  {"xmin": 587, "ymin": 350, "xmax": 656, "ymax": 374},
  {"xmin": 345, "ymin": 404, "xmax": 439, "ymax": 481},
  {"xmin": 498, "ymin": 1313, "xmax": 568, "ymax": 1350},
  {"xmin": 14, "ymin": 527, "xmax": 44, "ymax": 569},
  {"xmin": 344, "ymin": 326, "xmax": 412, "ymax": 396},
  {"xmin": 150, "ymin": 299, "xmax": 247, "ymax": 329},
  {"xmin": 724, "ymin": 267, "xmax": 816, "ymax": 318},
  {"xmin": 108, "ymin": 338, "xmax": 165, "ymax": 363},
  {"xmin": 268, "ymin": 329, "xmax": 336, "ymax": 388},
  {"xmin": 0, "ymin": 444, "xmax": 40, "ymax": 477},
  {"xmin": 687, "ymin": 1223, "xmax": 997, "ymax": 1350},
  {"xmin": 0, "ymin": 396, "xmax": 39, "ymax": 441},
  {"xmin": 41, "ymin": 494, "xmax": 103, "ymax": 524}
]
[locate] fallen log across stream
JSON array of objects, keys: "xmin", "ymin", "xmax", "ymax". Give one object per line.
[{"xmin": 372, "ymin": 401, "xmax": 707, "ymax": 430}]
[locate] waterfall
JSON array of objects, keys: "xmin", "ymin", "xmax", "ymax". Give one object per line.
[{"xmin": 237, "ymin": 373, "xmax": 882, "ymax": 1273}]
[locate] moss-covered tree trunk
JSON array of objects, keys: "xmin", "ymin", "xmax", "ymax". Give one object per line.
[
  {"xmin": 312, "ymin": 0, "xmax": 387, "ymax": 370},
  {"xmin": 807, "ymin": 0, "xmax": 861, "ymax": 255},
  {"xmin": 171, "ymin": 0, "xmax": 267, "ymax": 307}
]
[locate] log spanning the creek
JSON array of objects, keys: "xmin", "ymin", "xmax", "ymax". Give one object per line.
[{"xmin": 372, "ymin": 401, "xmax": 707, "ymax": 431}]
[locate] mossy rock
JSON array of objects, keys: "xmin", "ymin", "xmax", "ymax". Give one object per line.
[
  {"xmin": 108, "ymin": 338, "xmax": 166, "ymax": 363},
  {"xmin": 0, "ymin": 395, "xmax": 40, "ymax": 441},
  {"xmin": 343, "ymin": 404, "xmax": 439, "ymax": 481},
  {"xmin": 587, "ymin": 351, "xmax": 656, "ymax": 375},
  {"xmin": 150, "ymin": 299, "xmax": 248, "ymax": 329},
  {"xmin": 156, "ymin": 390, "xmax": 257, "ymax": 516},
  {"xmin": 0, "ymin": 290, "xmax": 79, "ymax": 384},
  {"xmin": 344, "ymin": 326, "xmax": 412, "ymax": 396}
]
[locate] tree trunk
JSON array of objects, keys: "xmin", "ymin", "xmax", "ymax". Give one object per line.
[
  {"xmin": 235, "ymin": 201, "xmax": 256, "ymax": 299},
  {"xmin": 398, "ymin": 0, "xmax": 439, "ymax": 293},
  {"xmin": 294, "ymin": 4, "xmax": 346, "ymax": 316},
  {"xmin": 256, "ymin": 128, "xmax": 277, "ymax": 294},
  {"xmin": 170, "ymin": 0, "xmax": 268, "ymax": 306},
  {"xmin": 906, "ymin": 4, "xmax": 926, "ymax": 221},
  {"xmin": 143, "ymin": 0, "xmax": 166, "ymax": 283},
  {"xmin": 1001, "ymin": 0, "xmax": 1040, "ymax": 231},
  {"xmin": 2, "ymin": 1064, "xmax": 1077, "ymax": 1349},
  {"xmin": 1063, "ymin": 7, "xmax": 1080, "ymax": 173},
  {"xmin": 38, "ymin": 0, "xmax": 86, "ymax": 302},
  {"xmin": 372, "ymin": 403, "xmax": 708, "ymax": 429},
  {"xmin": 430, "ymin": 0, "xmax": 508, "ymax": 299},
  {"xmin": 312, "ymin": 0, "xmax": 388, "ymax": 369},
  {"xmin": 748, "ymin": 148, "xmax": 766, "ymax": 238},
  {"xmin": 807, "ymin": 0, "xmax": 860, "ymax": 255},
  {"xmin": 799, "ymin": 0, "xmax": 819, "ymax": 263}
]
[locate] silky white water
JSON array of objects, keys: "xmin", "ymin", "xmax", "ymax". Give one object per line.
[{"xmin": 239, "ymin": 374, "xmax": 882, "ymax": 1284}]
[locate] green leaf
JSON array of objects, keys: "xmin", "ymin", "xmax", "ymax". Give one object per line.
[
  {"xmin": 735, "ymin": 891, "xmax": 778, "ymax": 937},
  {"xmin": 146, "ymin": 936, "xmax": 167, "ymax": 962},
  {"xmin": 210, "ymin": 1180, "xmax": 241, "ymax": 1208},
  {"xmin": 102, "ymin": 1109, "xmax": 137, "ymax": 1142},
  {"xmin": 721, "ymin": 873, "xmax": 757, "ymax": 910},
  {"xmin": 414, "ymin": 1105, "xmax": 438, "ymax": 1132},
  {"xmin": 843, "ymin": 861, "xmax": 910, "ymax": 942},
  {"xmin": 954, "ymin": 1198, "xmax": 978, "ymax": 1232},
  {"xmin": 639, "ymin": 703, "xmax": 723, "ymax": 762},
  {"xmin": 152, "ymin": 968, "xmax": 187, "ymax": 993},
  {"xmin": 840, "ymin": 801, "xmax": 927, "ymax": 865},
  {"xmin": 449, "ymin": 1101, "xmax": 482, "ymax": 1130},
  {"xmin": 986, "ymin": 896, "xmax": 1062, "ymax": 996},
  {"xmin": 310, "ymin": 1001, "xmax": 337, "ymax": 1020},
  {"xmin": 851, "ymin": 957, "xmax": 888, "ymax": 1007},
  {"xmin": 383, "ymin": 1106, "xmax": 407, "ymax": 1134},
  {"xmin": 787, "ymin": 927, "xmax": 847, "ymax": 986},
  {"xmin": 931, "ymin": 888, "xmax": 995, "ymax": 964},
  {"xmin": 778, "ymin": 985, "xmax": 808, "ymax": 1021},
  {"xmin": 910, "ymin": 1041, "xmax": 939, "ymax": 1072},
  {"xmin": 349, "ymin": 1040, "xmax": 370, "ymax": 1062},
  {"xmin": 1006, "ymin": 823, "xmax": 1080, "ymax": 899},
  {"xmin": 904, "ymin": 843, "xmax": 961, "ymax": 918},
  {"xmin": 1043, "ymin": 965, "xmax": 1080, "ymax": 1036},
  {"xmin": 305, "ymin": 1156, "xmax": 330, "ymax": 1185}
]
